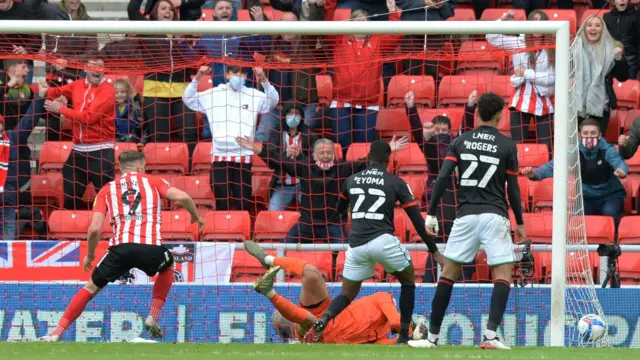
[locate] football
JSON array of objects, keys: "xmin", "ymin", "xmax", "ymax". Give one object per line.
[{"xmin": 578, "ymin": 314, "xmax": 607, "ymax": 342}]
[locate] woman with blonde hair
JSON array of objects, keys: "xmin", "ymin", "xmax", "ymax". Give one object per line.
[
  {"xmin": 114, "ymin": 78, "xmax": 143, "ymax": 143},
  {"xmin": 575, "ymin": 15, "xmax": 628, "ymax": 133}
]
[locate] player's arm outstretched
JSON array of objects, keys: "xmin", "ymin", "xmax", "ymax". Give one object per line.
[
  {"xmin": 86, "ymin": 188, "xmax": 109, "ymax": 271},
  {"xmin": 165, "ymin": 187, "xmax": 206, "ymax": 233}
]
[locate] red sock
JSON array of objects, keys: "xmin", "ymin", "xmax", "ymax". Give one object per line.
[
  {"xmin": 51, "ymin": 288, "xmax": 93, "ymax": 336},
  {"xmin": 273, "ymin": 257, "xmax": 308, "ymax": 278},
  {"xmin": 150, "ymin": 268, "xmax": 173, "ymax": 321}
]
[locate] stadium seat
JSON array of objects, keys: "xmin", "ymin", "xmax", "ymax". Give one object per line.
[
  {"xmin": 333, "ymin": 8, "xmax": 351, "ymax": 21},
  {"xmin": 200, "ymin": 8, "xmax": 214, "ymax": 20},
  {"xmin": 473, "ymin": 107, "xmax": 511, "ymax": 135},
  {"xmin": 252, "ymin": 173, "xmax": 272, "ymax": 204},
  {"xmin": 197, "ymin": 75, "xmax": 213, "ymax": 92},
  {"xmin": 584, "ymin": 215, "xmax": 615, "ymax": 244},
  {"xmin": 170, "ymin": 175, "xmax": 215, "ymax": 210},
  {"xmin": 232, "ymin": 249, "xmax": 277, "ymax": 282},
  {"xmin": 38, "ymin": 141, "xmax": 74, "ymax": 173},
  {"xmin": 438, "ymin": 42, "xmax": 455, "ymax": 77},
  {"xmin": 393, "ymin": 208, "xmax": 408, "ymax": 243},
  {"xmin": 621, "ymin": 177, "xmax": 634, "ymax": 214},
  {"xmin": 605, "ymin": 110, "xmax": 621, "ymax": 144},
  {"xmin": 392, "ymin": 143, "xmax": 427, "ymax": 173},
  {"xmin": 333, "ymin": 142, "xmax": 344, "ymax": 160},
  {"xmin": 613, "ymin": 79, "xmax": 640, "ymax": 109},
  {"xmin": 448, "ymin": 7, "xmax": 476, "ymax": 21},
  {"xmin": 161, "ymin": 210, "xmax": 199, "ymax": 241},
  {"xmin": 514, "ymin": 175, "xmax": 530, "ymax": 211},
  {"xmin": 192, "ymin": 142, "xmax": 212, "ymax": 174},
  {"xmin": 580, "ymin": 9, "xmax": 610, "ymax": 24},
  {"xmin": 533, "ymin": 251, "xmax": 601, "ymax": 284},
  {"xmin": 438, "ymin": 75, "xmax": 487, "ymax": 107},
  {"xmin": 532, "ymin": 178, "xmax": 554, "ymax": 212},
  {"xmin": 618, "ymin": 216, "xmax": 640, "ymax": 244},
  {"xmin": 399, "ymin": 173, "xmax": 427, "ymax": 206},
  {"xmin": 540, "ymin": 9, "xmax": 577, "ymax": 35},
  {"xmin": 408, "ymin": 251, "xmax": 429, "ymax": 283},
  {"xmin": 474, "ymin": 251, "xmax": 491, "ymax": 282},
  {"xmin": 201, "ymin": 211, "xmax": 251, "ymax": 241},
  {"xmin": 407, "ymin": 212, "xmax": 427, "ymax": 243},
  {"xmin": 252, "ymin": 152, "xmax": 271, "ymax": 173},
  {"xmin": 456, "ymin": 41, "xmax": 505, "ymax": 75},
  {"xmin": 516, "ymin": 143, "xmax": 549, "ymax": 168},
  {"xmin": 143, "ymin": 143, "xmax": 190, "ymax": 174},
  {"xmin": 624, "ymin": 146, "xmax": 640, "ymax": 174},
  {"xmin": 480, "ymin": 8, "xmax": 526, "ymax": 21},
  {"xmin": 31, "ymin": 173, "xmax": 64, "ymax": 208},
  {"xmin": 387, "ymin": 75, "xmax": 436, "ymax": 108},
  {"xmin": 522, "ymin": 212, "xmax": 553, "ymax": 243},
  {"xmin": 483, "ymin": 75, "xmax": 515, "ymax": 103},
  {"xmin": 237, "ymin": 9, "xmax": 251, "ymax": 21},
  {"xmin": 48, "ymin": 210, "xmax": 92, "ymax": 240},
  {"xmin": 284, "ymin": 251, "xmax": 333, "ymax": 281},
  {"xmin": 417, "ymin": 107, "xmax": 465, "ymax": 135},
  {"xmin": 316, "ymin": 75, "xmax": 333, "ymax": 106},
  {"xmin": 254, "ymin": 211, "xmax": 300, "ymax": 242},
  {"xmin": 623, "ymin": 109, "xmax": 640, "ymax": 133},
  {"xmin": 336, "ymin": 251, "xmax": 383, "ymax": 283},
  {"xmin": 345, "ymin": 143, "xmax": 393, "ymax": 172},
  {"xmin": 618, "ymin": 253, "xmax": 640, "ymax": 285}
]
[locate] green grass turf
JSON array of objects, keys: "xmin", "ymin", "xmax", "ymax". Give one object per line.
[{"xmin": 1, "ymin": 343, "xmax": 639, "ymax": 360}]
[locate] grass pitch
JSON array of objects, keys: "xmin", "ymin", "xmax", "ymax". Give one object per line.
[{"xmin": 1, "ymin": 343, "xmax": 639, "ymax": 360}]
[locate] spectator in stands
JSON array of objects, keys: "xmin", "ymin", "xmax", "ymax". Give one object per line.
[
  {"xmin": 397, "ymin": 0, "xmax": 455, "ymax": 80},
  {"xmin": 486, "ymin": 10, "xmax": 555, "ymax": 153},
  {"xmin": 114, "ymin": 79, "xmax": 143, "ymax": 144},
  {"xmin": 127, "ymin": 0, "xmax": 202, "ymax": 154},
  {"xmin": 29, "ymin": 0, "xmax": 93, "ymax": 20},
  {"xmin": 619, "ymin": 115, "xmax": 640, "ymax": 159},
  {"xmin": 183, "ymin": 65, "xmax": 278, "ymax": 211},
  {"xmin": 43, "ymin": 54, "xmax": 116, "ymax": 210},
  {"xmin": 324, "ymin": 0, "xmax": 388, "ymax": 21},
  {"xmin": 237, "ymin": 136, "xmax": 409, "ymax": 243},
  {"xmin": 575, "ymin": 15, "xmax": 629, "ymax": 134},
  {"xmin": 265, "ymin": 105, "xmax": 319, "ymax": 211},
  {"xmin": 255, "ymin": 5, "xmax": 324, "ymax": 142},
  {"xmin": 144, "ymin": 0, "xmax": 206, "ymax": 21},
  {"xmin": 0, "ymin": 81, "xmax": 47, "ymax": 239},
  {"xmin": 0, "ymin": 60, "xmax": 34, "ymax": 130},
  {"xmin": 269, "ymin": 0, "xmax": 323, "ymax": 21},
  {"xmin": 406, "ymin": 90, "xmax": 476, "ymax": 282},
  {"xmin": 523, "ymin": 119, "xmax": 628, "ymax": 228},
  {"xmin": 512, "ymin": 0, "xmax": 545, "ymax": 17},
  {"xmin": 604, "ymin": 0, "xmax": 640, "ymax": 80},
  {"xmin": 328, "ymin": 0, "xmax": 402, "ymax": 150},
  {"xmin": 0, "ymin": 0, "xmax": 39, "ymax": 86}
]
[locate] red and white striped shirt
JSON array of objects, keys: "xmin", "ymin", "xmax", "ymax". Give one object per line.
[
  {"xmin": 282, "ymin": 132, "xmax": 302, "ymax": 185},
  {"xmin": 93, "ymin": 172, "xmax": 171, "ymax": 246}
]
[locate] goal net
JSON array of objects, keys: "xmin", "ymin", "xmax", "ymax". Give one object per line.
[{"xmin": 0, "ymin": 16, "xmax": 618, "ymax": 346}]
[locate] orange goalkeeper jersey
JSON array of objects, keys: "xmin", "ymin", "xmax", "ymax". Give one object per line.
[{"xmin": 320, "ymin": 292, "xmax": 401, "ymax": 344}]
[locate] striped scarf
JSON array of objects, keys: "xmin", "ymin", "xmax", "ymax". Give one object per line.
[{"xmin": 0, "ymin": 130, "xmax": 9, "ymax": 193}]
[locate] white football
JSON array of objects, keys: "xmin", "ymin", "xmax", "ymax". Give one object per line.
[{"xmin": 578, "ymin": 314, "xmax": 607, "ymax": 342}]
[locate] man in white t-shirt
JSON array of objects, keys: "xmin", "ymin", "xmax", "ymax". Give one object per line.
[{"xmin": 183, "ymin": 65, "xmax": 279, "ymax": 210}]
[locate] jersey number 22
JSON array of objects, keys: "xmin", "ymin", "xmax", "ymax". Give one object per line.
[
  {"xmin": 350, "ymin": 188, "xmax": 385, "ymax": 220},
  {"xmin": 460, "ymin": 154, "xmax": 500, "ymax": 188}
]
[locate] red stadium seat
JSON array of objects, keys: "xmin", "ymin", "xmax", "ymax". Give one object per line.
[
  {"xmin": 232, "ymin": 249, "xmax": 276, "ymax": 282},
  {"xmin": 48, "ymin": 210, "xmax": 92, "ymax": 240},
  {"xmin": 161, "ymin": 210, "xmax": 199, "ymax": 241},
  {"xmin": 533, "ymin": 251, "xmax": 601, "ymax": 284},
  {"xmin": 618, "ymin": 216, "xmax": 640, "ymax": 244},
  {"xmin": 336, "ymin": 251, "xmax": 383, "ymax": 283},
  {"xmin": 621, "ymin": 177, "xmax": 634, "ymax": 214},
  {"xmin": 618, "ymin": 253, "xmax": 640, "ymax": 285},
  {"xmin": 417, "ymin": 107, "xmax": 465, "ymax": 135},
  {"xmin": 392, "ymin": 143, "xmax": 427, "ymax": 173},
  {"xmin": 376, "ymin": 108, "xmax": 411, "ymax": 139},
  {"xmin": 254, "ymin": 211, "xmax": 300, "ymax": 242},
  {"xmin": 252, "ymin": 173, "xmax": 272, "ymax": 204},
  {"xmin": 170, "ymin": 175, "xmax": 215, "ymax": 210},
  {"xmin": 605, "ymin": 110, "xmax": 621, "ymax": 144},
  {"xmin": 580, "ymin": 9, "xmax": 610, "ymax": 25},
  {"xmin": 345, "ymin": 143, "xmax": 369, "ymax": 161},
  {"xmin": 584, "ymin": 215, "xmax": 615, "ymax": 244},
  {"xmin": 448, "ymin": 7, "xmax": 476, "ymax": 21},
  {"xmin": 316, "ymin": 75, "xmax": 333, "ymax": 106},
  {"xmin": 473, "ymin": 107, "xmax": 510, "ymax": 136},
  {"xmin": 532, "ymin": 178, "xmax": 554, "ymax": 212},
  {"xmin": 438, "ymin": 42, "xmax": 455, "ymax": 77},
  {"xmin": 622, "ymin": 109, "xmax": 640, "ymax": 133},
  {"xmin": 516, "ymin": 143, "xmax": 549, "ymax": 168},
  {"xmin": 38, "ymin": 141, "xmax": 74, "ymax": 173},
  {"xmin": 409, "ymin": 251, "xmax": 429, "ymax": 283},
  {"xmin": 197, "ymin": 75, "xmax": 213, "ymax": 92},
  {"xmin": 333, "ymin": 142, "xmax": 344, "ymax": 160},
  {"xmin": 284, "ymin": 251, "xmax": 333, "ymax": 281},
  {"xmin": 480, "ymin": 8, "xmax": 526, "ymax": 21},
  {"xmin": 31, "ymin": 173, "xmax": 64, "ymax": 208},
  {"xmin": 192, "ymin": 142, "xmax": 212, "ymax": 174},
  {"xmin": 200, "ymin": 8, "xmax": 214, "ymax": 20},
  {"xmin": 483, "ymin": 75, "xmax": 515, "ymax": 103},
  {"xmin": 513, "ymin": 175, "xmax": 530, "ymax": 211},
  {"xmin": 438, "ymin": 75, "xmax": 487, "ymax": 107},
  {"xmin": 201, "ymin": 211, "xmax": 251, "ymax": 241},
  {"xmin": 237, "ymin": 9, "xmax": 251, "ymax": 21},
  {"xmin": 614, "ymin": 79, "xmax": 640, "ymax": 109},
  {"xmin": 625, "ymin": 147, "xmax": 640, "ymax": 173},
  {"xmin": 393, "ymin": 208, "xmax": 408, "ymax": 242},
  {"xmin": 456, "ymin": 41, "xmax": 505, "ymax": 75},
  {"xmin": 399, "ymin": 173, "xmax": 427, "ymax": 205},
  {"xmin": 143, "ymin": 143, "xmax": 189, "ymax": 174},
  {"xmin": 407, "ymin": 212, "xmax": 427, "ymax": 243},
  {"xmin": 333, "ymin": 8, "xmax": 351, "ymax": 21},
  {"xmin": 387, "ymin": 75, "xmax": 436, "ymax": 108},
  {"xmin": 540, "ymin": 9, "xmax": 577, "ymax": 35},
  {"xmin": 523, "ymin": 212, "xmax": 553, "ymax": 243}
]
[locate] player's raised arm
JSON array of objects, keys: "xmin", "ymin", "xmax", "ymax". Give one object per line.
[
  {"xmin": 86, "ymin": 187, "xmax": 109, "ymax": 272},
  {"xmin": 165, "ymin": 187, "xmax": 205, "ymax": 233},
  {"xmin": 336, "ymin": 180, "xmax": 350, "ymax": 214},
  {"xmin": 424, "ymin": 155, "xmax": 457, "ymax": 237},
  {"xmin": 396, "ymin": 178, "xmax": 441, "ymax": 259}
]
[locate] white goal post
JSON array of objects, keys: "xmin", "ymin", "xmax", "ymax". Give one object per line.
[{"xmin": 0, "ymin": 19, "xmax": 573, "ymax": 347}]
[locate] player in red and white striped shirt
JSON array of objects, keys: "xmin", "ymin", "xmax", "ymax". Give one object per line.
[{"xmin": 40, "ymin": 150, "xmax": 205, "ymax": 342}]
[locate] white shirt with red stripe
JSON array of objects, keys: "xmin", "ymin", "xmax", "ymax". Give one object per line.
[
  {"xmin": 486, "ymin": 32, "xmax": 555, "ymax": 116},
  {"xmin": 93, "ymin": 172, "xmax": 170, "ymax": 246},
  {"xmin": 281, "ymin": 132, "xmax": 302, "ymax": 185}
]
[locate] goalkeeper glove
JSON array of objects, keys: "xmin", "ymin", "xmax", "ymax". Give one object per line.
[{"xmin": 425, "ymin": 215, "xmax": 439, "ymax": 235}]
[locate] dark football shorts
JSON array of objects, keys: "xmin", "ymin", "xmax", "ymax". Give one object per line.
[{"xmin": 91, "ymin": 243, "xmax": 174, "ymax": 288}]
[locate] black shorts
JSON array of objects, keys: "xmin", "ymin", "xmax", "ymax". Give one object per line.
[{"xmin": 91, "ymin": 243, "xmax": 174, "ymax": 288}]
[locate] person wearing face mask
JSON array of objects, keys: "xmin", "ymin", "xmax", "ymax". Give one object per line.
[
  {"xmin": 265, "ymin": 105, "xmax": 319, "ymax": 211},
  {"xmin": 522, "ymin": 119, "xmax": 628, "ymax": 229},
  {"xmin": 575, "ymin": 15, "xmax": 629, "ymax": 134},
  {"xmin": 406, "ymin": 90, "xmax": 477, "ymax": 283},
  {"xmin": 236, "ymin": 136, "xmax": 409, "ymax": 244},
  {"xmin": 183, "ymin": 65, "xmax": 279, "ymax": 211}
]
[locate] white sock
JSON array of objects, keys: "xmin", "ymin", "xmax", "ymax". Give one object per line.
[
  {"xmin": 427, "ymin": 332, "xmax": 439, "ymax": 343},
  {"xmin": 265, "ymin": 289, "xmax": 276, "ymax": 299},
  {"xmin": 485, "ymin": 329, "xmax": 497, "ymax": 340},
  {"xmin": 265, "ymin": 255, "xmax": 275, "ymax": 266}
]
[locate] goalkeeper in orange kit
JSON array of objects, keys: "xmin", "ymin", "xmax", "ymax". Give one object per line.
[{"xmin": 244, "ymin": 241, "xmax": 426, "ymax": 344}]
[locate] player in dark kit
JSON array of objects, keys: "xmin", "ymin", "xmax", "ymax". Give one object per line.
[
  {"xmin": 408, "ymin": 92, "xmax": 527, "ymax": 350},
  {"xmin": 304, "ymin": 140, "xmax": 444, "ymax": 344}
]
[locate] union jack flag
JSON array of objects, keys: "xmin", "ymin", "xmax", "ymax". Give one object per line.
[
  {"xmin": 0, "ymin": 242, "xmax": 11, "ymax": 268},
  {"xmin": 26, "ymin": 241, "xmax": 80, "ymax": 268}
]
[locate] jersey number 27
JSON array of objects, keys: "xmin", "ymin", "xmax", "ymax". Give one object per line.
[
  {"xmin": 460, "ymin": 154, "xmax": 500, "ymax": 188},
  {"xmin": 350, "ymin": 188, "xmax": 385, "ymax": 220}
]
